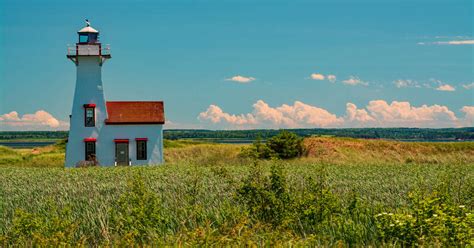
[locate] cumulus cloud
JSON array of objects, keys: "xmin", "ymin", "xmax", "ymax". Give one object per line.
[
  {"xmin": 198, "ymin": 105, "xmax": 257, "ymax": 127},
  {"xmin": 436, "ymin": 84, "xmax": 456, "ymax": 92},
  {"xmin": 198, "ymin": 100, "xmax": 473, "ymax": 129},
  {"xmin": 0, "ymin": 110, "xmax": 69, "ymax": 131},
  {"xmin": 308, "ymin": 73, "xmax": 336, "ymax": 82},
  {"xmin": 198, "ymin": 100, "xmax": 343, "ymax": 129},
  {"xmin": 462, "ymin": 82, "xmax": 474, "ymax": 90},
  {"xmin": 225, "ymin": 75, "xmax": 256, "ymax": 83},
  {"xmin": 327, "ymin": 75, "xmax": 336, "ymax": 83},
  {"xmin": 358, "ymin": 100, "xmax": 458, "ymax": 127},
  {"xmin": 345, "ymin": 103, "xmax": 375, "ymax": 125},
  {"xmin": 418, "ymin": 40, "xmax": 474, "ymax": 45},
  {"xmin": 310, "ymin": 73, "xmax": 325, "ymax": 80},
  {"xmin": 342, "ymin": 76, "xmax": 368, "ymax": 86},
  {"xmin": 460, "ymin": 106, "xmax": 474, "ymax": 126}
]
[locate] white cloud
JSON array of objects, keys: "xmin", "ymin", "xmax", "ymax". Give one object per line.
[
  {"xmin": 393, "ymin": 79, "xmax": 421, "ymax": 88},
  {"xmin": 309, "ymin": 73, "xmax": 336, "ymax": 83},
  {"xmin": 418, "ymin": 40, "xmax": 474, "ymax": 45},
  {"xmin": 342, "ymin": 76, "xmax": 368, "ymax": 86},
  {"xmin": 460, "ymin": 106, "xmax": 474, "ymax": 126},
  {"xmin": 198, "ymin": 100, "xmax": 343, "ymax": 129},
  {"xmin": 198, "ymin": 100, "xmax": 472, "ymax": 129},
  {"xmin": 393, "ymin": 79, "xmax": 461, "ymax": 92},
  {"xmin": 462, "ymin": 82, "xmax": 474, "ymax": 90},
  {"xmin": 434, "ymin": 40, "xmax": 474, "ymax": 45},
  {"xmin": 0, "ymin": 110, "xmax": 69, "ymax": 131},
  {"xmin": 310, "ymin": 73, "xmax": 325, "ymax": 80},
  {"xmin": 436, "ymin": 84, "xmax": 456, "ymax": 92},
  {"xmin": 198, "ymin": 105, "xmax": 258, "ymax": 127},
  {"xmin": 358, "ymin": 100, "xmax": 458, "ymax": 127},
  {"xmin": 345, "ymin": 103, "xmax": 375, "ymax": 125},
  {"xmin": 225, "ymin": 75, "xmax": 256, "ymax": 83}
]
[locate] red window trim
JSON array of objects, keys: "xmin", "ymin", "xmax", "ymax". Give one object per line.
[
  {"xmin": 135, "ymin": 138, "xmax": 148, "ymax": 141},
  {"xmin": 83, "ymin": 103, "xmax": 96, "ymax": 108},
  {"xmin": 114, "ymin": 139, "xmax": 129, "ymax": 143},
  {"xmin": 83, "ymin": 138, "xmax": 97, "ymax": 142}
]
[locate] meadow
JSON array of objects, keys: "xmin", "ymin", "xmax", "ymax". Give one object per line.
[{"xmin": 0, "ymin": 137, "xmax": 473, "ymax": 246}]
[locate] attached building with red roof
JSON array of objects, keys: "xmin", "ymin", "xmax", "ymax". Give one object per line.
[{"xmin": 65, "ymin": 22, "xmax": 165, "ymax": 167}]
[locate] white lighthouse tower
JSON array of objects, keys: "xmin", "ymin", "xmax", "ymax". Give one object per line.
[{"xmin": 65, "ymin": 21, "xmax": 165, "ymax": 167}]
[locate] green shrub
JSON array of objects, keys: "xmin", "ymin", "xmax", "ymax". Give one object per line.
[
  {"xmin": 266, "ymin": 131, "xmax": 303, "ymax": 159},
  {"xmin": 237, "ymin": 164, "xmax": 343, "ymax": 232},
  {"xmin": 241, "ymin": 131, "xmax": 303, "ymax": 160},
  {"xmin": 3, "ymin": 203, "xmax": 79, "ymax": 246},
  {"xmin": 294, "ymin": 176, "xmax": 342, "ymax": 229},
  {"xmin": 109, "ymin": 175, "xmax": 172, "ymax": 245},
  {"xmin": 376, "ymin": 190, "xmax": 474, "ymax": 246},
  {"xmin": 236, "ymin": 164, "xmax": 291, "ymax": 226}
]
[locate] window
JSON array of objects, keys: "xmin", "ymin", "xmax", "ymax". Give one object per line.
[
  {"xmin": 85, "ymin": 141, "xmax": 96, "ymax": 161},
  {"xmin": 84, "ymin": 107, "xmax": 95, "ymax": 127},
  {"xmin": 79, "ymin": 34, "xmax": 98, "ymax": 43},
  {"xmin": 136, "ymin": 139, "xmax": 147, "ymax": 160},
  {"xmin": 79, "ymin": 34, "xmax": 89, "ymax": 43},
  {"xmin": 89, "ymin": 33, "xmax": 98, "ymax": 43}
]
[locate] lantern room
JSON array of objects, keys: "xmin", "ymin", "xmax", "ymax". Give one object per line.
[
  {"xmin": 67, "ymin": 20, "xmax": 111, "ymax": 65},
  {"xmin": 78, "ymin": 21, "xmax": 99, "ymax": 44}
]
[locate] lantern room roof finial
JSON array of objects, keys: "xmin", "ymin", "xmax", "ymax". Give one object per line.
[{"xmin": 78, "ymin": 19, "xmax": 99, "ymax": 33}]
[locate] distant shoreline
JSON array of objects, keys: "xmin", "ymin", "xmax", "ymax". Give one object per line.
[{"xmin": 1, "ymin": 137, "xmax": 473, "ymax": 149}]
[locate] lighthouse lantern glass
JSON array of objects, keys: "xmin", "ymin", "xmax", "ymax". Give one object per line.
[
  {"xmin": 79, "ymin": 34, "xmax": 88, "ymax": 43},
  {"xmin": 79, "ymin": 33, "xmax": 99, "ymax": 44}
]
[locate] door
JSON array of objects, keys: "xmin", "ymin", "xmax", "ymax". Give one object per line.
[{"xmin": 115, "ymin": 143, "xmax": 129, "ymax": 166}]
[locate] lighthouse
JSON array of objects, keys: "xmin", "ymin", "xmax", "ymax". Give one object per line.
[{"xmin": 65, "ymin": 21, "xmax": 165, "ymax": 167}]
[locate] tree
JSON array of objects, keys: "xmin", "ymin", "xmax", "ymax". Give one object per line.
[{"xmin": 266, "ymin": 131, "xmax": 303, "ymax": 159}]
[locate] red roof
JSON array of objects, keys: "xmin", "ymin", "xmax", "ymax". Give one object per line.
[{"xmin": 105, "ymin": 101, "xmax": 165, "ymax": 125}]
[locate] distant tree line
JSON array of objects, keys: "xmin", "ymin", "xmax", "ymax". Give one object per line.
[
  {"xmin": 163, "ymin": 128, "xmax": 474, "ymax": 141},
  {"xmin": 1, "ymin": 127, "xmax": 473, "ymax": 141},
  {"xmin": 0, "ymin": 131, "xmax": 69, "ymax": 140}
]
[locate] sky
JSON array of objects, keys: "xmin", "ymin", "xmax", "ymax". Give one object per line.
[{"xmin": 0, "ymin": 0, "xmax": 473, "ymax": 130}]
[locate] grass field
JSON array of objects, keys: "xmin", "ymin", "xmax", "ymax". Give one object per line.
[{"xmin": 0, "ymin": 137, "xmax": 473, "ymax": 246}]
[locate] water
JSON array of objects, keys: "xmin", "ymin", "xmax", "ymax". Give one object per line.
[
  {"xmin": 0, "ymin": 138, "xmax": 470, "ymax": 149},
  {"xmin": 0, "ymin": 141, "xmax": 56, "ymax": 149}
]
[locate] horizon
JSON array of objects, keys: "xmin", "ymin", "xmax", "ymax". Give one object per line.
[
  {"xmin": 1, "ymin": 126, "xmax": 473, "ymax": 132},
  {"xmin": 1, "ymin": 0, "xmax": 473, "ymax": 131}
]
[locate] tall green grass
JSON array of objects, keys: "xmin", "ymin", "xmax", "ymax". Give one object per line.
[{"xmin": 0, "ymin": 138, "xmax": 472, "ymax": 245}]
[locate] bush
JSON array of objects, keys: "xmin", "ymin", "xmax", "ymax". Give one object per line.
[
  {"xmin": 237, "ymin": 164, "xmax": 343, "ymax": 231},
  {"xmin": 109, "ymin": 175, "xmax": 172, "ymax": 245},
  {"xmin": 75, "ymin": 155, "xmax": 100, "ymax": 168},
  {"xmin": 3, "ymin": 203, "xmax": 80, "ymax": 246},
  {"xmin": 375, "ymin": 190, "xmax": 474, "ymax": 246},
  {"xmin": 236, "ymin": 164, "xmax": 290, "ymax": 226},
  {"xmin": 241, "ymin": 131, "xmax": 303, "ymax": 160},
  {"xmin": 266, "ymin": 131, "xmax": 303, "ymax": 159}
]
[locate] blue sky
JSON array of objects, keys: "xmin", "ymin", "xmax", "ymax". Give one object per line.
[{"xmin": 0, "ymin": 0, "xmax": 473, "ymax": 130}]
